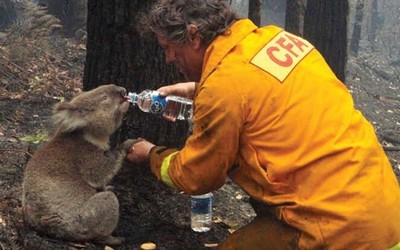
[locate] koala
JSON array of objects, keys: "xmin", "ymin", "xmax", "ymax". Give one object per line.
[{"xmin": 22, "ymin": 84, "xmax": 136, "ymax": 245}]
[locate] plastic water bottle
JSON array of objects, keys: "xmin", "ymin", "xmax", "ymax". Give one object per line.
[
  {"xmin": 190, "ymin": 193, "xmax": 212, "ymax": 232},
  {"xmin": 128, "ymin": 90, "xmax": 193, "ymax": 120}
]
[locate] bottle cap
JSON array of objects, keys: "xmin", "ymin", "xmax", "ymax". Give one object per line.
[{"xmin": 128, "ymin": 92, "xmax": 137, "ymax": 104}]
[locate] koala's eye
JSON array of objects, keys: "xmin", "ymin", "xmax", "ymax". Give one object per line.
[{"xmin": 102, "ymin": 94, "xmax": 108, "ymax": 100}]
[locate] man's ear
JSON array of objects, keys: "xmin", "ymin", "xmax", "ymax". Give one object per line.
[{"xmin": 188, "ymin": 24, "xmax": 202, "ymax": 49}]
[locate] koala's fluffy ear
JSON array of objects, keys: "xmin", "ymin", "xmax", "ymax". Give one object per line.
[{"xmin": 53, "ymin": 101, "xmax": 89, "ymax": 133}]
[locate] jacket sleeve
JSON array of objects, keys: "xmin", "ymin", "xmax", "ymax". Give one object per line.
[
  {"xmin": 149, "ymin": 146, "xmax": 179, "ymax": 189},
  {"xmin": 149, "ymin": 76, "xmax": 245, "ymax": 195}
]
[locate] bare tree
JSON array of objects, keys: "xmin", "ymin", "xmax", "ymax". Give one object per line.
[
  {"xmin": 38, "ymin": 0, "xmax": 87, "ymax": 36},
  {"xmin": 0, "ymin": 0, "xmax": 16, "ymax": 30},
  {"xmin": 350, "ymin": 0, "xmax": 364, "ymax": 56},
  {"xmin": 249, "ymin": 0, "xmax": 262, "ymax": 26},
  {"xmin": 261, "ymin": 0, "xmax": 286, "ymax": 27},
  {"xmin": 285, "ymin": 0, "xmax": 306, "ymax": 36},
  {"xmin": 368, "ymin": 0, "xmax": 379, "ymax": 43},
  {"xmin": 303, "ymin": 0, "xmax": 348, "ymax": 82}
]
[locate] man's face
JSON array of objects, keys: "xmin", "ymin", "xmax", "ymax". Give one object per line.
[{"xmin": 156, "ymin": 32, "xmax": 205, "ymax": 82}]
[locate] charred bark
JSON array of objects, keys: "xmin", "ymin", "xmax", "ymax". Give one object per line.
[
  {"xmin": 350, "ymin": 0, "xmax": 364, "ymax": 56},
  {"xmin": 303, "ymin": 0, "xmax": 348, "ymax": 82},
  {"xmin": 0, "ymin": 0, "xmax": 16, "ymax": 30},
  {"xmin": 248, "ymin": 0, "xmax": 262, "ymax": 26},
  {"xmin": 38, "ymin": 0, "xmax": 87, "ymax": 36},
  {"xmin": 285, "ymin": 0, "xmax": 306, "ymax": 36}
]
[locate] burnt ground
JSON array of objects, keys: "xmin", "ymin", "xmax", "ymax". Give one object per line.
[{"xmin": 0, "ymin": 35, "xmax": 399, "ymax": 249}]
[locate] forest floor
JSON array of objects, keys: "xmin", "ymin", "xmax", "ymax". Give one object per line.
[{"xmin": 0, "ymin": 31, "xmax": 399, "ymax": 249}]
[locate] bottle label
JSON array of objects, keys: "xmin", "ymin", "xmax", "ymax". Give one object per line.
[
  {"xmin": 150, "ymin": 93, "xmax": 167, "ymax": 115},
  {"xmin": 191, "ymin": 196, "xmax": 212, "ymax": 214}
]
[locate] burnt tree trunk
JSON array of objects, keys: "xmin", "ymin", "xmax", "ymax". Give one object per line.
[
  {"xmin": 285, "ymin": 0, "xmax": 306, "ymax": 36},
  {"xmin": 82, "ymin": 2, "xmax": 235, "ymax": 247},
  {"xmin": 82, "ymin": 1, "xmax": 217, "ymax": 247},
  {"xmin": 39, "ymin": 0, "xmax": 87, "ymax": 36},
  {"xmin": 303, "ymin": 0, "xmax": 348, "ymax": 82},
  {"xmin": 369, "ymin": 0, "xmax": 378, "ymax": 43},
  {"xmin": 248, "ymin": 0, "xmax": 262, "ymax": 26},
  {"xmin": 0, "ymin": 0, "xmax": 16, "ymax": 30},
  {"xmin": 350, "ymin": 0, "xmax": 364, "ymax": 56},
  {"xmin": 84, "ymin": 0, "xmax": 188, "ymax": 148}
]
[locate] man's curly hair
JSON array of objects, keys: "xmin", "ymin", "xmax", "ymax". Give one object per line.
[{"xmin": 148, "ymin": 0, "xmax": 239, "ymax": 46}]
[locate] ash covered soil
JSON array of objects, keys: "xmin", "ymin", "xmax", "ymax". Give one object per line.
[{"xmin": 0, "ymin": 35, "xmax": 399, "ymax": 250}]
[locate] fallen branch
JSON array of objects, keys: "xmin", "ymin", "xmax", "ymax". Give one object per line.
[
  {"xmin": 0, "ymin": 57, "xmax": 30, "ymax": 76},
  {"xmin": 0, "ymin": 149, "xmax": 32, "ymax": 157},
  {"xmin": 383, "ymin": 145, "xmax": 400, "ymax": 151}
]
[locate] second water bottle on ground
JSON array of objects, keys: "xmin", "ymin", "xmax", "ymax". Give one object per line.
[{"xmin": 191, "ymin": 193, "xmax": 213, "ymax": 232}]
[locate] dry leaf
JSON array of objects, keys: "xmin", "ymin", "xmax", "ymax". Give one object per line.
[
  {"xmin": 140, "ymin": 242, "xmax": 156, "ymax": 250},
  {"xmin": 205, "ymin": 243, "xmax": 218, "ymax": 248}
]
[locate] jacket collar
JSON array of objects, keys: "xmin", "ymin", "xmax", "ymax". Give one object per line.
[{"xmin": 200, "ymin": 19, "xmax": 258, "ymax": 84}]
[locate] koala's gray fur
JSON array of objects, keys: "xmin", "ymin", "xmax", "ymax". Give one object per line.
[{"xmin": 22, "ymin": 84, "xmax": 136, "ymax": 245}]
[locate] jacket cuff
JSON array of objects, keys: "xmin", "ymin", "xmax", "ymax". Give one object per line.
[{"xmin": 149, "ymin": 146, "xmax": 178, "ymax": 180}]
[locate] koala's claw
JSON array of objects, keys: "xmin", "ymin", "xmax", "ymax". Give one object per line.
[{"xmin": 121, "ymin": 139, "xmax": 139, "ymax": 152}]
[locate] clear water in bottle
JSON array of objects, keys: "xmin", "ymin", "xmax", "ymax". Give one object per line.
[
  {"xmin": 191, "ymin": 193, "xmax": 212, "ymax": 232},
  {"xmin": 128, "ymin": 90, "xmax": 193, "ymax": 120},
  {"xmin": 165, "ymin": 95, "xmax": 193, "ymax": 120}
]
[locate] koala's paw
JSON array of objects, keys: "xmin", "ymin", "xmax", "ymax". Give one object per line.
[{"xmin": 120, "ymin": 139, "xmax": 139, "ymax": 153}]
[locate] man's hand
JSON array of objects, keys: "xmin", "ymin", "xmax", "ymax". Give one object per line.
[
  {"xmin": 157, "ymin": 81, "xmax": 196, "ymax": 100},
  {"xmin": 126, "ymin": 138, "xmax": 155, "ymax": 163}
]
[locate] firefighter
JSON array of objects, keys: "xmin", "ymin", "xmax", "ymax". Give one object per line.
[{"xmin": 127, "ymin": 0, "xmax": 400, "ymax": 249}]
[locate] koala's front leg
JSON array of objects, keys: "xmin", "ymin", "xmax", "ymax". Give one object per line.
[{"xmin": 83, "ymin": 139, "xmax": 139, "ymax": 190}]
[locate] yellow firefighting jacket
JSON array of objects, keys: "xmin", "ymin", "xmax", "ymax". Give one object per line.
[{"xmin": 149, "ymin": 19, "xmax": 400, "ymax": 249}]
